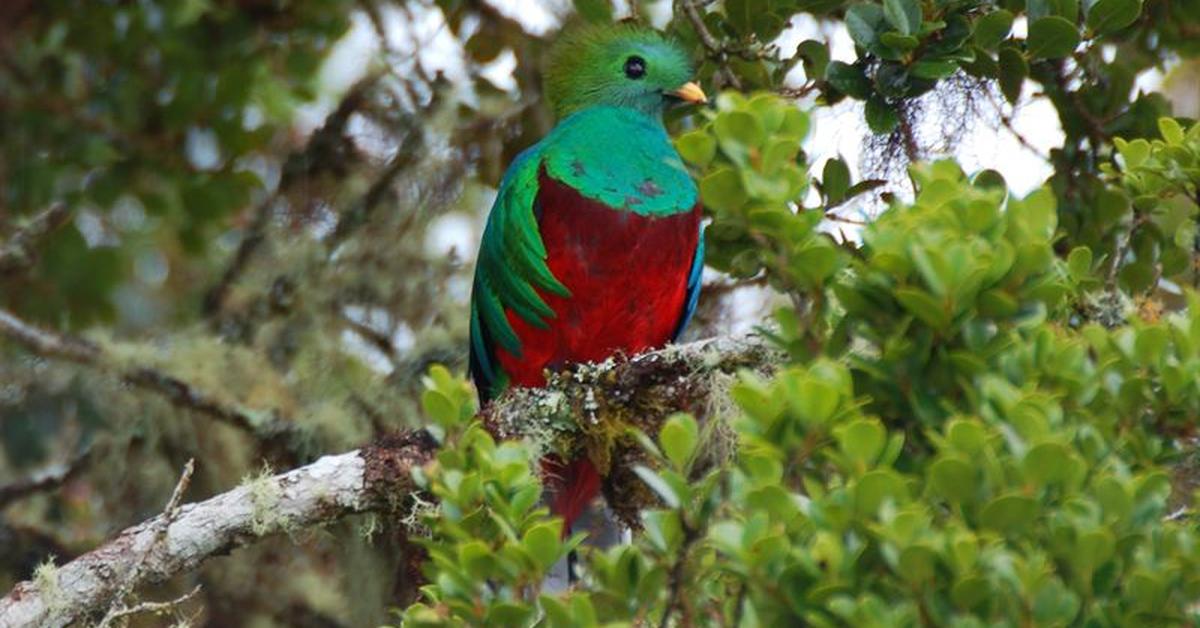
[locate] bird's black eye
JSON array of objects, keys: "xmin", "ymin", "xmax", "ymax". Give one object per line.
[{"xmin": 624, "ymin": 55, "xmax": 646, "ymax": 79}]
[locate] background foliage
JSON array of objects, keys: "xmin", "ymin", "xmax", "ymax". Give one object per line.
[{"xmin": 1, "ymin": 0, "xmax": 1198, "ymax": 625}]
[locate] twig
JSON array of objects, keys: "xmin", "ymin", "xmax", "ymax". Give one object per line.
[
  {"xmin": 678, "ymin": 0, "xmax": 743, "ymax": 91},
  {"xmin": 0, "ymin": 307, "xmax": 310, "ymax": 460},
  {"xmin": 824, "ymin": 212, "xmax": 868, "ymax": 226},
  {"xmin": 95, "ymin": 585, "xmax": 201, "ymax": 628},
  {"xmin": 162, "ymin": 459, "xmax": 195, "ymax": 522},
  {"xmin": 1107, "ymin": 214, "xmax": 1147, "ymax": 289},
  {"xmin": 658, "ymin": 522, "xmax": 700, "ymax": 628},
  {"xmin": 0, "ymin": 203, "xmax": 72, "ymax": 275},
  {"xmin": 895, "ymin": 101, "xmax": 921, "ymax": 163},
  {"xmin": 777, "ymin": 83, "xmax": 820, "ymax": 100},
  {"xmin": 96, "ymin": 460, "xmax": 197, "ymax": 628},
  {"xmin": 983, "ymin": 88, "xmax": 1050, "ymax": 162}
]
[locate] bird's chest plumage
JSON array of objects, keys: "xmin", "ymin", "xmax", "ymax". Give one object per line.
[{"xmin": 495, "ymin": 171, "xmax": 701, "ymax": 387}]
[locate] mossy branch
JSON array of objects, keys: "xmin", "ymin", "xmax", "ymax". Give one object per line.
[
  {"xmin": 0, "ymin": 307, "xmax": 312, "ymax": 460},
  {"xmin": 0, "ymin": 433, "xmax": 434, "ymax": 628}
]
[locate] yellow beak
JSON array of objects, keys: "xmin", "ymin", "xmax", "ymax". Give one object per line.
[{"xmin": 670, "ymin": 82, "xmax": 708, "ymax": 104}]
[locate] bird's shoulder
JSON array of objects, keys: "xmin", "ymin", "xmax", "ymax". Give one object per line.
[{"xmin": 522, "ymin": 106, "xmax": 695, "ymax": 215}]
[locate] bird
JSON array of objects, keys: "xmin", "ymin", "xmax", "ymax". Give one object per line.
[{"xmin": 468, "ymin": 23, "xmax": 707, "ymax": 541}]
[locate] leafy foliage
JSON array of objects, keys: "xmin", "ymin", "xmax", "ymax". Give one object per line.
[{"xmin": 403, "ymin": 149, "xmax": 1200, "ymax": 624}]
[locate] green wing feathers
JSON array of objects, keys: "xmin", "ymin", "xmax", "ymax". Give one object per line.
[{"xmin": 469, "ymin": 148, "xmax": 569, "ymax": 396}]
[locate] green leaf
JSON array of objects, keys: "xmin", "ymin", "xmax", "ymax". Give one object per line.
[
  {"xmin": 1157, "ymin": 116, "xmax": 1185, "ymax": 145},
  {"xmin": 700, "ymin": 168, "xmax": 748, "ymax": 212},
  {"xmin": 998, "ymin": 47, "xmax": 1028, "ymax": 103},
  {"xmin": 898, "ymin": 545, "xmax": 937, "ymax": 585},
  {"xmin": 1114, "ymin": 137, "xmax": 1151, "ymax": 167},
  {"xmin": 1067, "ymin": 246, "xmax": 1093, "ymax": 278},
  {"xmin": 796, "ymin": 39, "xmax": 831, "ymax": 80},
  {"xmin": 676, "ymin": 130, "xmax": 717, "ymax": 167},
  {"xmin": 825, "ymin": 61, "xmax": 872, "ymax": 100},
  {"xmin": 660, "ymin": 413, "xmax": 699, "ymax": 470},
  {"xmin": 865, "ymin": 96, "xmax": 900, "ymax": 134},
  {"xmin": 822, "ymin": 157, "xmax": 851, "ymax": 204},
  {"xmin": 1086, "ymin": 0, "xmax": 1142, "ymax": 34},
  {"xmin": 458, "ymin": 540, "xmax": 496, "ymax": 579},
  {"xmin": 910, "ymin": 59, "xmax": 959, "ymax": 79},
  {"xmin": 1134, "ymin": 326, "xmax": 1169, "ymax": 365},
  {"xmin": 879, "ymin": 32, "xmax": 920, "ymax": 51},
  {"xmin": 835, "ymin": 418, "xmax": 886, "ymax": 468},
  {"xmin": 522, "ymin": 521, "xmax": 564, "ymax": 569},
  {"xmin": 791, "ymin": 378, "xmax": 841, "ymax": 424},
  {"xmin": 634, "ymin": 466, "xmax": 682, "ymax": 508},
  {"xmin": 855, "ymin": 469, "xmax": 910, "ymax": 514},
  {"xmin": 714, "ymin": 110, "xmax": 767, "ymax": 149},
  {"xmin": 883, "ymin": 0, "xmax": 922, "ymax": 35},
  {"xmin": 643, "ymin": 510, "xmax": 683, "ymax": 553},
  {"xmin": 1022, "ymin": 442, "xmax": 1078, "ymax": 487},
  {"xmin": 980, "ymin": 494, "xmax": 1038, "ymax": 533},
  {"xmin": 422, "ymin": 389, "xmax": 458, "ymax": 427},
  {"xmin": 845, "ymin": 3, "xmax": 886, "ymax": 48},
  {"xmin": 1027, "ymin": 17, "xmax": 1081, "ymax": 59},
  {"xmin": 487, "ymin": 604, "xmax": 537, "ymax": 626},
  {"xmin": 895, "ymin": 287, "xmax": 951, "ymax": 329},
  {"xmin": 974, "ymin": 10, "xmax": 1014, "ymax": 50},
  {"xmin": 946, "ymin": 418, "xmax": 990, "ymax": 454},
  {"xmin": 929, "ymin": 456, "xmax": 977, "ymax": 503}
]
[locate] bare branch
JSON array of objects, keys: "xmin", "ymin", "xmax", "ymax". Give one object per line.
[
  {"xmin": 162, "ymin": 459, "xmax": 195, "ymax": 520},
  {"xmin": 95, "ymin": 585, "xmax": 201, "ymax": 628},
  {"xmin": 0, "ymin": 203, "xmax": 72, "ymax": 276},
  {"xmin": 678, "ymin": 0, "xmax": 743, "ymax": 91},
  {"xmin": 0, "ymin": 308, "xmax": 310, "ymax": 459}
]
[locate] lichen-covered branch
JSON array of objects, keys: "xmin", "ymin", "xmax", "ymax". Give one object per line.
[
  {"xmin": 0, "ymin": 433, "xmax": 435, "ymax": 628},
  {"xmin": 0, "ymin": 307, "xmax": 310, "ymax": 459},
  {"xmin": 484, "ymin": 332, "xmax": 776, "ymax": 525},
  {"xmin": 0, "ymin": 333, "xmax": 778, "ymax": 626}
]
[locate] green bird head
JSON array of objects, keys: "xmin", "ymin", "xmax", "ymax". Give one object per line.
[{"xmin": 545, "ymin": 24, "xmax": 707, "ymax": 120}]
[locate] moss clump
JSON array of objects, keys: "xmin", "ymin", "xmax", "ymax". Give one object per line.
[
  {"xmin": 481, "ymin": 337, "xmax": 777, "ymax": 526},
  {"xmin": 32, "ymin": 558, "xmax": 65, "ymax": 612},
  {"xmin": 242, "ymin": 464, "xmax": 285, "ymax": 536}
]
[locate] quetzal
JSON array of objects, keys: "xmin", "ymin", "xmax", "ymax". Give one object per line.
[{"xmin": 469, "ymin": 24, "xmax": 707, "ymax": 534}]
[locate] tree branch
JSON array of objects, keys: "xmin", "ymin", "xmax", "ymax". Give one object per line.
[
  {"xmin": 0, "ymin": 432, "xmax": 435, "ymax": 628},
  {"xmin": 0, "ymin": 203, "xmax": 72, "ymax": 276},
  {"xmin": 0, "ymin": 333, "xmax": 776, "ymax": 627},
  {"xmin": 678, "ymin": 0, "xmax": 743, "ymax": 91},
  {"xmin": 0, "ymin": 308, "xmax": 311, "ymax": 460}
]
